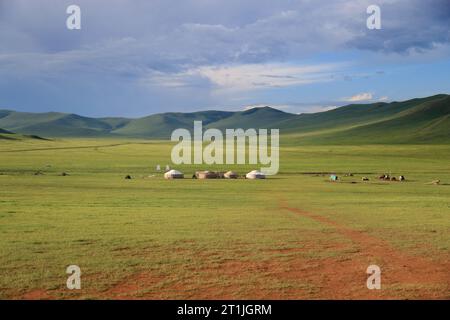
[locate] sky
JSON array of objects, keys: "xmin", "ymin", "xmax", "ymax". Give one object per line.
[{"xmin": 0, "ymin": 0, "xmax": 449, "ymax": 117}]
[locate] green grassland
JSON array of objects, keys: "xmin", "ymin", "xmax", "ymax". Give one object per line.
[{"xmin": 0, "ymin": 138, "xmax": 449, "ymax": 299}]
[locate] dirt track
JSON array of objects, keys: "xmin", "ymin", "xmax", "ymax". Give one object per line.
[
  {"xmin": 19, "ymin": 204, "xmax": 450, "ymax": 300},
  {"xmin": 279, "ymin": 204, "xmax": 450, "ymax": 299},
  {"xmin": 87, "ymin": 204, "xmax": 450, "ymax": 300}
]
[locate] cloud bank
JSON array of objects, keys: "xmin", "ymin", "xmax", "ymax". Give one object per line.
[{"xmin": 0, "ymin": 0, "xmax": 449, "ymax": 116}]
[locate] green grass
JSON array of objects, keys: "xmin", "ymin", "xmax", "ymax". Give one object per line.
[{"xmin": 0, "ymin": 138, "xmax": 449, "ymax": 299}]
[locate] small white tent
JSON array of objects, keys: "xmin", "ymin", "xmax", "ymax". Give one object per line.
[
  {"xmin": 224, "ymin": 171, "xmax": 238, "ymax": 179},
  {"xmin": 164, "ymin": 169, "xmax": 184, "ymax": 179},
  {"xmin": 246, "ymin": 170, "xmax": 266, "ymax": 179}
]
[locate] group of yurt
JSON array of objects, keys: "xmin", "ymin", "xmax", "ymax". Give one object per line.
[{"xmin": 164, "ymin": 169, "xmax": 265, "ymax": 180}]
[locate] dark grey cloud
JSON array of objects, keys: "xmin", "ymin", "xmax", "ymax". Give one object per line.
[
  {"xmin": 347, "ymin": 0, "xmax": 450, "ymax": 53},
  {"xmin": 2, "ymin": 0, "xmax": 448, "ymax": 57}
]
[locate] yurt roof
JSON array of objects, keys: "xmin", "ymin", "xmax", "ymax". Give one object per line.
[{"xmin": 167, "ymin": 169, "xmax": 183, "ymax": 175}]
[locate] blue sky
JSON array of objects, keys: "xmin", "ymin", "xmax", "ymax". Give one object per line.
[{"xmin": 0, "ymin": 0, "xmax": 449, "ymax": 117}]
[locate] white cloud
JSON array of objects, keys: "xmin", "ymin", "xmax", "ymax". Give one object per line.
[
  {"xmin": 243, "ymin": 104, "xmax": 267, "ymax": 110},
  {"xmin": 309, "ymin": 105, "xmax": 339, "ymax": 113},
  {"xmin": 1, "ymin": 0, "xmax": 448, "ymax": 116},
  {"xmin": 138, "ymin": 62, "xmax": 344, "ymax": 94},
  {"xmin": 345, "ymin": 92, "xmax": 373, "ymax": 102}
]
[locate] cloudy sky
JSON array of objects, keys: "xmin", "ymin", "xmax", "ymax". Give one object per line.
[{"xmin": 0, "ymin": 0, "xmax": 449, "ymax": 117}]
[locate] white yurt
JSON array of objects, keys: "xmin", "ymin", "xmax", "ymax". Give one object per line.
[
  {"xmin": 196, "ymin": 171, "xmax": 218, "ymax": 179},
  {"xmin": 246, "ymin": 170, "xmax": 266, "ymax": 179},
  {"xmin": 224, "ymin": 171, "xmax": 239, "ymax": 179},
  {"xmin": 164, "ymin": 169, "xmax": 184, "ymax": 179}
]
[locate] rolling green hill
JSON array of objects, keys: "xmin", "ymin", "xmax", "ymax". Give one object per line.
[
  {"xmin": 0, "ymin": 94, "xmax": 449, "ymax": 143},
  {"xmin": 280, "ymin": 94, "xmax": 449, "ymax": 133},
  {"xmin": 204, "ymin": 107, "xmax": 293, "ymax": 131},
  {"xmin": 111, "ymin": 111, "xmax": 234, "ymax": 138},
  {"xmin": 99, "ymin": 117, "xmax": 132, "ymax": 131},
  {"xmin": 0, "ymin": 128, "xmax": 15, "ymax": 140},
  {"xmin": 0, "ymin": 128, "xmax": 12, "ymax": 134},
  {"xmin": 283, "ymin": 94, "xmax": 450, "ymax": 144},
  {"xmin": 0, "ymin": 110, "xmax": 116, "ymax": 137},
  {"xmin": 0, "ymin": 127, "xmax": 47, "ymax": 141}
]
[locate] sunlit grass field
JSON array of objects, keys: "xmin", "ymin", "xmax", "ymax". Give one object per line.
[{"xmin": 0, "ymin": 138, "xmax": 449, "ymax": 299}]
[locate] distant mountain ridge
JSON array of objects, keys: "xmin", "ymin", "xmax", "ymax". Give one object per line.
[
  {"xmin": 0, "ymin": 94, "xmax": 449, "ymax": 144},
  {"xmin": 0, "ymin": 127, "xmax": 47, "ymax": 140},
  {"xmin": 0, "ymin": 128, "xmax": 12, "ymax": 134}
]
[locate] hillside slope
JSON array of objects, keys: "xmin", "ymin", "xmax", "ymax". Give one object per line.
[
  {"xmin": 0, "ymin": 111, "xmax": 115, "ymax": 137},
  {"xmin": 0, "ymin": 128, "xmax": 12, "ymax": 134},
  {"xmin": 0, "ymin": 128, "xmax": 47, "ymax": 140},
  {"xmin": 0, "ymin": 94, "xmax": 449, "ymax": 143},
  {"xmin": 112, "ymin": 111, "xmax": 234, "ymax": 138},
  {"xmin": 205, "ymin": 107, "xmax": 295, "ymax": 131},
  {"xmin": 280, "ymin": 95, "xmax": 449, "ymax": 133},
  {"xmin": 0, "ymin": 128, "xmax": 14, "ymax": 140},
  {"xmin": 284, "ymin": 95, "xmax": 450, "ymax": 144}
]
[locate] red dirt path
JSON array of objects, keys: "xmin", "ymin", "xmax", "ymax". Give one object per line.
[{"xmin": 18, "ymin": 204, "xmax": 450, "ymax": 300}]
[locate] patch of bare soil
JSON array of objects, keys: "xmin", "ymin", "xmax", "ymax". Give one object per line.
[
  {"xmin": 279, "ymin": 204, "xmax": 450, "ymax": 299},
  {"xmin": 18, "ymin": 205, "xmax": 449, "ymax": 300},
  {"xmin": 103, "ymin": 204, "xmax": 449, "ymax": 299},
  {"xmin": 20, "ymin": 289, "xmax": 51, "ymax": 300}
]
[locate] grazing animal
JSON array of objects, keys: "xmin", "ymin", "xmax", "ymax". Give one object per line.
[
  {"xmin": 362, "ymin": 177, "xmax": 369, "ymax": 181},
  {"xmin": 399, "ymin": 175, "xmax": 405, "ymax": 181},
  {"xmin": 391, "ymin": 177, "xmax": 397, "ymax": 181},
  {"xmin": 124, "ymin": 175, "xmax": 132, "ymax": 179}
]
